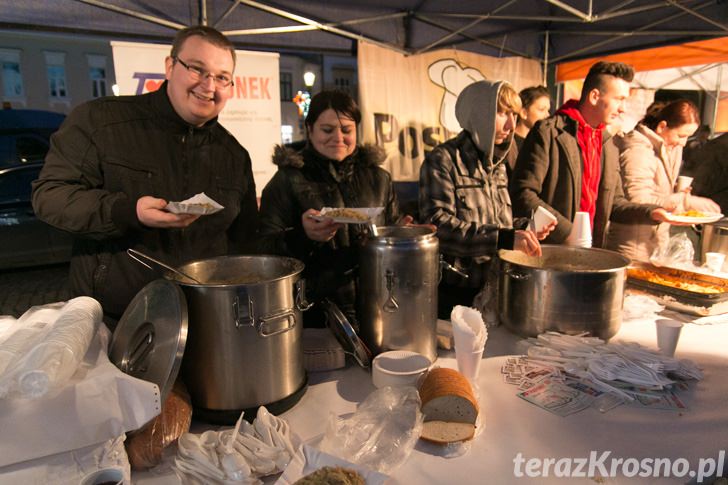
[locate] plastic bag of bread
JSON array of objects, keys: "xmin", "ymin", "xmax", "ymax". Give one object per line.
[
  {"xmin": 319, "ymin": 386, "xmax": 423, "ymax": 473},
  {"xmin": 125, "ymin": 380, "xmax": 192, "ymax": 469},
  {"xmin": 418, "ymin": 367, "xmax": 481, "ymax": 457}
]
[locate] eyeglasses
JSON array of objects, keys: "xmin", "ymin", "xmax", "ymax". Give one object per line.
[{"xmin": 173, "ymin": 57, "xmax": 234, "ymax": 88}]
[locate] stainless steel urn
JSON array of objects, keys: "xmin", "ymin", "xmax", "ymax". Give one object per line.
[
  {"xmin": 358, "ymin": 226, "xmax": 439, "ymax": 362},
  {"xmin": 700, "ymin": 219, "xmax": 728, "ymax": 272}
]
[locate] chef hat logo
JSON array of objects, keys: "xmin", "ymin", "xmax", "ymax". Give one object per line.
[{"xmin": 428, "ymin": 59, "xmax": 486, "ymax": 133}]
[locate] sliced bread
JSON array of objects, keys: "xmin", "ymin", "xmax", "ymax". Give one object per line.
[
  {"xmin": 420, "ymin": 420, "xmax": 475, "ymax": 444},
  {"xmin": 419, "ymin": 367, "xmax": 478, "ymax": 425}
]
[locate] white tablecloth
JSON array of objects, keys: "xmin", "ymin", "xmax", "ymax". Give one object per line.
[{"xmin": 135, "ymin": 312, "xmax": 728, "ymax": 484}]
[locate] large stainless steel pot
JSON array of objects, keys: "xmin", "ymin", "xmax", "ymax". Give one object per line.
[
  {"xmin": 169, "ymin": 255, "xmax": 308, "ymax": 421},
  {"xmin": 498, "ymin": 245, "xmax": 630, "ymax": 340},
  {"xmin": 699, "ymin": 219, "xmax": 728, "ymax": 272},
  {"xmin": 358, "ymin": 226, "xmax": 439, "ymax": 362}
]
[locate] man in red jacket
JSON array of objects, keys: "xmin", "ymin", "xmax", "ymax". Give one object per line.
[{"xmin": 511, "ymin": 61, "xmax": 673, "ymax": 248}]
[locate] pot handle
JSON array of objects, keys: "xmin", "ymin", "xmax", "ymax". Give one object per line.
[
  {"xmin": 233, "ymin": 291, "xmax": 255, "ymax": 328},
  {"xmin": 505, "ymin": 267, "xmax": 531, "ymax": 281},
  {"xmin": 439, "ymin": 255, "xmax": 469, "ymax": 282},
  {"xmin": 257, "ymin": 310, "xmax": 297, "ymax": 337},
  {"xmin": 383, "ymin": 269, "xmax": 399, "ymax": 313},
  {"xmin": 295, "ymin": 279, "xmax": 314, "ymax": 311}
]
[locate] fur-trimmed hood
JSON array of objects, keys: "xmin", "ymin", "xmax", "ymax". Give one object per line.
[{"xmin": 272, "ymin": 143, "xmax": 387, "ymax": 168}]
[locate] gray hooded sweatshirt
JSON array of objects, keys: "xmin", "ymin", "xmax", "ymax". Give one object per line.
[{"xmin": 419, "ymin": 79, "xmax": 520, "ymax": 288}]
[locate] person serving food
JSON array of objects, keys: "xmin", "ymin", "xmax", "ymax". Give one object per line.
[{"xmin": 606, "ymin": 99, "xmax": 720, "ymax": 261}]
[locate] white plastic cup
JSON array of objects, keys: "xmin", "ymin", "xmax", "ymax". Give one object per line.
[
  {"xmin": 456, "ymin": 346, "xmax": 484, "ymax": 383},
  {"xmin": 655, "ymin": 319, "xmax": 684, "ymax": 357},
  {"xmin": 567, "ymin": 211, "xmax": 592, "ymax": 247},
  {"xmin": 80, "ymin": 468, "xmax": 124, "ymax": 485},
  {"xmin": 704, "ymin": 252, "xmax": 726, "ymax": 273},
  {"xmin": 532, "ymin": 206, "xmax": 558, "ymax": 233},
  {"xmin": 676, "ymin": 176, "xmax": 693, "ymax": 192}
]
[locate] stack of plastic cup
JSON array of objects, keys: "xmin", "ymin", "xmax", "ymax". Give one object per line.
[{"xmin": 566, "ymin": 211, "xmax": 592, "ymax": 248}]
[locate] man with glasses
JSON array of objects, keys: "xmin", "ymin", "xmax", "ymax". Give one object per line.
[{"xmin": 32, "ymin": 26, "xmax": 258, "ymax": 328}]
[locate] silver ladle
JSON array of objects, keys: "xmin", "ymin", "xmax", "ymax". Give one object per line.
[{"xmin": 127, "ymin": 248, "xmax": 204, "ymax": 285}]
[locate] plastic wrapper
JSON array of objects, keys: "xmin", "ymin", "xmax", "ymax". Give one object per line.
[
  {"xmin": 126, "ymin": 380, "xmax": 192, "ymax": 470},
  {"xmin": 318, "ymin": 386, "xmax": 423, "ymax": 474},
  {"xmin": 0, "ymin": 297, "xmax": 100, "ymax": 399},
  {"xmin": 650, "ymin": 232, "xmax": 695, "ymax": 268}
]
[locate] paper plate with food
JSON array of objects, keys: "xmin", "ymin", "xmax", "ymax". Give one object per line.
[
  {"xmin": 313, "ymin": 207, "xmax": 384, "ymax": 223},
  {"xmin": 666, "ymin": 210, "xmax": 723, "ymax": 224},
  {"xmin": 165, "ymin": 192, "xmax": 224, "ymax": 215}
]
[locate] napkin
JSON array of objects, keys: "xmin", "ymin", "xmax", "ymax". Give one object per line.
[
  {"xmin": 165, "ymin": 192, "xmax": 224, "ymax": 215},
  {"xmin": 450, "ymin": 305, "xmax": 487, "ymax": 351}
]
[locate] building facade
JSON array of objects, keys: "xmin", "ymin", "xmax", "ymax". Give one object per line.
[{"xmin": 0, "ymin": 30, "xmax": 358, "ymax": 144}]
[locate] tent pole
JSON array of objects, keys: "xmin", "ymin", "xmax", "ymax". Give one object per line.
[
  {"xmin": 200, "ymin": 0, "xmax": 208, "ymax": 26},
  {"xmin": 543, "ymin": 30, "xmax": 549, "ymax": 86},
  {"xmin": 711, "ymin": 64, "xmax": 723, "ymax": 136}
]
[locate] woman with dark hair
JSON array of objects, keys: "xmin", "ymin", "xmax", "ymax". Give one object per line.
[
  {"xmin": 259, "ymin": 90, "xmax": 406, "ymax": 328},
  {"xmin": 606, "ymin": 99, "xmax": 719, "ymax": 261},
  {"xmin": 514, "ymin": 85, "xmax": 551, "ymax": 151}
]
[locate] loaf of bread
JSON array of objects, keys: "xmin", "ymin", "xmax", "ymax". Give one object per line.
[
  {"xmin": 125, "ymin": 380, "xmax": 192, "ymax": 469},
  {"xmin": 419, "ymin": 368, "xmax": 479, "ymax": 444}
]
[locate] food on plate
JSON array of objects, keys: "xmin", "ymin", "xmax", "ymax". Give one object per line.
[
  {"xmin": 293, "ymin": 466, "xmax": 365, "ymax": 485},
  {"xmin": 628, "ymin": 268, "xmax": 726, "ymax": 294},
  {"xmin": 418, "ymin": 367, "xmax": 479, "ymax": 444},
  {"xmin": 673, "ymin": 210, "xmax": 707, "ymax": 218},
  {"xmin": 187, "ymin": 203, "xmax": 215, "ymax": 211},
  {"xmin": 322, "ymin": 208, "xmax": 370, "ymax": 221}
]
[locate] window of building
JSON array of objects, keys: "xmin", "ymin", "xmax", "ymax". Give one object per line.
[
  {"xmin": 87, "ymin": 54, "xmax": 108, "ymax": 98},
  {"xmin": 280, "ymin": 72, "xmax": 293, "ymax": 101},
  {"xmin": 0, "ymin": 49, "xmax": 24, "ymax": 100},
  {"xmin": 281, "ymin": 125, "xmax": 293, "ymax": 144},
  {"xmin": 331, "ymin": 67, "xmax": 356, "ymax": 96},
  {"xmin": 44, "ymin": 51, "xmax": 68, "ymax": 100}
]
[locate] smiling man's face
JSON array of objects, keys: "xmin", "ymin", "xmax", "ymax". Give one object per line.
[{"xmin": 164, "ymin": 36, "xmax": 234, "ymax": 126}]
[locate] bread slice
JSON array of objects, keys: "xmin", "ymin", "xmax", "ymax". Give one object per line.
[
  {"xmin": 420, "ymin": 420, "xmax": 475, "ymax": 444},
  {"xmin": 419, "ymin": 368, "xmax": 479, "ymax": 425}
]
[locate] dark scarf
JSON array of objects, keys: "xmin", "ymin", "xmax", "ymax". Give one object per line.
[{"xmin": 303, "ymin": 145, "xmax": 358, "ymax": 182}]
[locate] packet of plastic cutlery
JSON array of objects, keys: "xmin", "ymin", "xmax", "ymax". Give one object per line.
[
  {"xmin": 517, "ymin": 378, "xmax": 594, "ymax": 417},
  {"xmin": 628, "ymin": 388, "xmax": 687, "ymax": 411},
  {"xmin": 165, "ymin": 192, "xmax": 224, "ymax": 215}
]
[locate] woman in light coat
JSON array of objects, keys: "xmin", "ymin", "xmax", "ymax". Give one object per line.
[{"xmin": 607, "ymin": 99, "xmax": 719, "ymax": 261}]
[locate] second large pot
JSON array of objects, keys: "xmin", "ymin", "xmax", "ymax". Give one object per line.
[
  {"xmin": 498, "ymin": 245, "xmax": 630, "ymax": 340},
  {"xmin": 170, "ymin": 255, "xmax": 308, "ymax": 421},
  {"xmin": 357, "ymin": 226, "xmax": 439, "ymax": 362}
]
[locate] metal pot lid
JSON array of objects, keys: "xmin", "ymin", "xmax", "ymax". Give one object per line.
[
  {"xmin": 321, "ymin": 298, "xmax": 371, "ymax": 368},
  {"xmin": 109, "ymin": 279, "xmax": 188, "ymax": 402}
]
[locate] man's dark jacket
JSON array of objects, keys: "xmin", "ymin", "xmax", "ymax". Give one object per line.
[
  {"xmin": 32, "ymin": 83, "xmax": 259, "ymax": 319},
  {"xmin": 511, "ymin": 112, "xmax": 658, "ymax": 248}
]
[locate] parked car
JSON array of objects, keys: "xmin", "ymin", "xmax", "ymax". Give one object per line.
[
  {"xmin": 0, "ymin": 109, "xmax": 73, "ymax": 269},
  {"xmin": 0, "ymin": 109, "xmax": 66, "ymax": 167}
]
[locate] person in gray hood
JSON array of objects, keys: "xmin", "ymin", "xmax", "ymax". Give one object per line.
[{"xmin": 419, "ymin": 80, "xmax": 551, "ymax": 320}]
